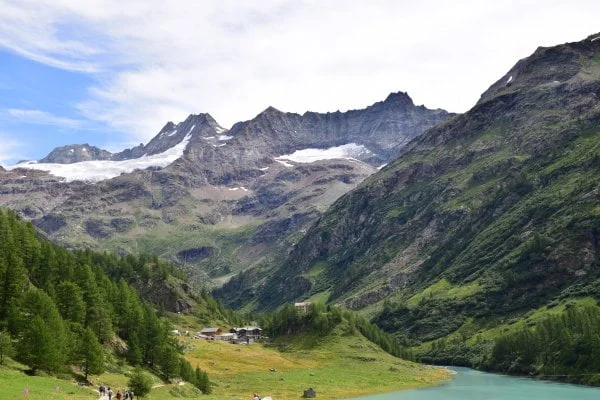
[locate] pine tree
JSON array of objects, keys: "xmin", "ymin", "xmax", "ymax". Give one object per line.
[
  {"xmin": 195, "ymin": 367, "xmax": 211, "ymax": 394},
  {"xmin": 157, "ymin": 344, "xmax": 180, "ymax": 381},
  {"xmin": 0, "ymin": 330, "xmax": 14, "ymax": 364},
  {"xmin": 16, "ymin": 290, "xmax": 67, "ymax": 373},
  {"xmin": 76, "ymin": 327, "xmax": 105, "ymax": 381},
  {"xmin": 55, "ymin": 281, "xmax": 86, "ymax": 324},
  {"xmin": 128, "ymin": 368, "xmax": 153, "ymax": 398}
]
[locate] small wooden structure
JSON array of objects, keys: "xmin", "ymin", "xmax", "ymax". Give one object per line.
[
  {"xmin": 200, "ymin": 327, "xmax": 222, "ymax": 338},
  {"xmin": 294, "ymin": 301, "xmax": 312, "ymax": 314},
  {"xmin": 230, "ymin": 326, "xmax": 263, "ymax": 340}
]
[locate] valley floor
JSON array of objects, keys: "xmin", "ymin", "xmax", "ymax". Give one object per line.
[{"xmin": 0, "ymin": 327, "xmax": 450, "ymax": 400}]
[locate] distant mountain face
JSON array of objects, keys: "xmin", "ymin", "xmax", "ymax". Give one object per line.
[
  {"xmin": 0, "ymin": 92, "xmax": 452, "ymax": 286},
  {"xmin": 239, "ymin": 33, "xmax": 600, "ymax": 341},
  {"xmin": 39, "ymin": 144, "xmax": 113, "ymax": 164}
]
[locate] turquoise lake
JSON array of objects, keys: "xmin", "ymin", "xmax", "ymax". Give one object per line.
[{"xmin": 349, "ymin": 367, "xmax": 600, "ymax": 400}]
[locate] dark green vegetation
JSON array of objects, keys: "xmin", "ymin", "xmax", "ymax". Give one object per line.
[
  {"xmin": 217, "ymin": 34, "xmax": 600, "ymax": 382},
  {"xmin": 0, "ymin": 209, "xmax": 211, "ymax": 393},
  {"xmin": 260, "ymin": 302, "xmax": 413, "ymax": 360},
  {"xmin": 488, "ymin": 305, "xmax": 600, "ymax": 385}
]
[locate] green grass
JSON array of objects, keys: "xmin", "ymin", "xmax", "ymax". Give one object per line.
[
  {"xmin": 307, "ymin": 290, "xmax": 331, "ymax": 304},
  {"xmin": 0, "ymin": 323, "xmax": 451, "ymax": 400},
  {"xmin": 406, "ymin": 279, "xmax": 482, "ymax": 308},
  {"xmin": 0, "ymin": 364, "xmax": 92, "ymax": 400},
  {"xmin": 183, "ymin": 323, "xmax": 451, "ymax": 400}
]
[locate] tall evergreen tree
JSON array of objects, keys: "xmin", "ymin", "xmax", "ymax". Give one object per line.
[
  {"xmin": 76, "ymin": 327, "xmax": 105, "ymax": 381},
  {"xmin": 0, "ymin": 330, "xmax": 14, "ymax": 364}
]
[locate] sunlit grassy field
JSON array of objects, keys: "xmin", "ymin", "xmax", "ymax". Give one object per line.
[
  {"xmin": 0, "ymin": 323, "xmax": 450, "ymax": 400},
  {"xmin": 183, "ymin": 323, "xmax": 450, "ymax": 400}
]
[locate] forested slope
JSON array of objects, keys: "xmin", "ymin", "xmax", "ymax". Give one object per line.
[{"xmin": 0, "ymin": 209, "xmax": 212, "ymax": 389}]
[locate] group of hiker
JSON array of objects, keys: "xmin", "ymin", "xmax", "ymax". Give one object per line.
[{"xmin": 98, "ymin": 385, "xmax": 134, "ymax": 399}]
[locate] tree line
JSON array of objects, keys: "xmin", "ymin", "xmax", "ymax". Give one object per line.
[
  {"xmin": 0, "ymin": 209, "xmax": 210, "ymax": 393},
  {"xmin": 487, "ymin": 304, "xmax": 600, "ymax": 385}
]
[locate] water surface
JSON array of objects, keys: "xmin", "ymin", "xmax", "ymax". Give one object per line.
[{"xmin": 350, "ymin": 367, "xmax": 600, "ymax": 400}]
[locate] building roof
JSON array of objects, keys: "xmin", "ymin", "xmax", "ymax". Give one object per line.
[
  {"xmin": 201, "ymin": 327, "xmax": 222, "ymax": 333},
  {"xmin": 231, "ymin": 326, "xmax": 262, "ymax": 331}
]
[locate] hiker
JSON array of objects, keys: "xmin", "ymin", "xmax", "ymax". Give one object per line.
[
  {"xmin": 124, "ymin": 392, "xmax": 129, "ymax": 399},
  {"xmin": 129, "ymin": 390, "xmax": 135, "ymax": 399},
  {"xmin": 99, "ymin": 385, "xmax": 106, "ymax": 396},
  {"xmin": 116, "ymin": 390, "xmax": 122, "ymax": 400},
  {"xmin": 107, "ymin": 387, "xmax": 113, "ymax": 400},
  {"xmin": 253, "ymin": 393, "xmax": 260, "ymax": 400}
]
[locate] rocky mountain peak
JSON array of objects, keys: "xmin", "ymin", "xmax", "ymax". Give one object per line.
[
  {"xmin": 39, "ymin": 143, "xmax": 113, "ymax": 164},
  {"xmin": 259, "ymin": 106, "xmax": 286, "ymax": 118},
  {"xmin": 478, "ymin": 34, "xmax": 600, "ymax": 105},
  {"xmin": 382, "ymin": 91, "xmax": 415, "ymax": 108},
  {"xmin": 157, "ymin": 121, "xmax": 176, "ymax": 136}
]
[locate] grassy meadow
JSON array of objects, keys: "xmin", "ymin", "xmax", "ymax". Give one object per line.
[{"xmin": 0, "ymin": 322, "xmax": 450, "ymax": 400}]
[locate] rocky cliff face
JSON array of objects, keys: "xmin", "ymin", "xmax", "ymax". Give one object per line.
[
  {"xmin": 0, "ymin": 92, "xmax": 452, "ymax": 288},
  {"xmin": 247, "ymin": 34, "xmax": 600, "ymax": 338}
]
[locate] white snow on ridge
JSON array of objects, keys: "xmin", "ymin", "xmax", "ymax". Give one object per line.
[
  {"xmin": 6, "ymin": 134, "xmax": 192, "ymax": 183},
  {"xmin": 184, "ymin": 125, "xmax": 195, "ymax": 136},
  {"xmin": 274, "ymin": 143, "xmax": 372, "ymax": 167},
  {"xmin": 215, "ymin": 126, "xmax": 226, "ymax": 134},
  {"xmin": 228, "ymin": 186, "xmax": 249, "ymax": 192},
  {"xmin": 217, "ymin": 135, "xmax": 233, "ymax": 141},
  {"xmin": 166, "ymin": 129, "xmax": 178, "ymax": 137}
]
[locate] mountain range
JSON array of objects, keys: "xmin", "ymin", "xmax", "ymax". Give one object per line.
[
  {"xmin": 219, "ymin": 32, "xmax": 600, "ymax": 348},
  {"xmin": 0, "ymin": 92, "xmax": 451, "ymax": 286}
]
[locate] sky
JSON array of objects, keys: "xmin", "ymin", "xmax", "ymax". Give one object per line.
[{"xmin": 1, "ymin": 0, "xmax": 599, "ymax": 164}]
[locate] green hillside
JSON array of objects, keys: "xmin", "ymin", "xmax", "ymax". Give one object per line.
[
  {"xmin": 226, "ymin": 34, "xmax": 600, "ymax": 381},
  {"xmin": 0, "ymin": 209, "xmax": 450, "ymax": 398},
  {"xmin": 0, "ymin": 209, "xmax": 216, "ymax": 396}
]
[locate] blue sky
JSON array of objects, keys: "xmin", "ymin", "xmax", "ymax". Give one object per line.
[
  {"xmin": 1, "ymin": 0, "xmax": 600, "ymax": 165},
  {"xmin": 0, "ymin": 51, "xmax": 108, "ymax": 161}
]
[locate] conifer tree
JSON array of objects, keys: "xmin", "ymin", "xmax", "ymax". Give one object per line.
[
  {"xmin": 76, "ymin": 327, "xmax": 105, "ymax": 381},
  {"xmin": 128, "ymin": 367, "xmax": 153, "ymax": 398},
  {"xmin": 55, "ymin": 281, "xmax": 86, "ymax": 324},
  {"xmin": 0, "ymin": 330, "xmax": 14, "ymax": 364}
]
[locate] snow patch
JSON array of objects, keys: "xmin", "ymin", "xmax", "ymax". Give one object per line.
[
  {"xmin": 275, "ymin": 143, "xmax": 372, "ymax": 165},
  {"xmin": 275, "ymin": 159, "xmax": 294, "ymax": 168},
  {"xmin": 506, "ymin": 75, "xmax": 513, "ymax": 84},
  {"xmin": 6, "ymin": 134, "xmax": 192, "ymax": 183},
  {"xmin": 82, "ymin": 148, "xmax": 87, "ymax": 152},
  {"xmin": 591, "ymin": 36, "xmax": 600, "ymax": 42},
  {"xmin": 69, "ymin": 149, "xmax": 74, "ymax": 153},
  {"xmin": 228, "ymin": 186, "xmax": 249, "ymax": 192},
  {"xmin": 166, "ymin": 128, "xmax": 180, "ymax": 137},
  {"xmin": 203, "ymin": 136, "xmax": 215, "ymax": 140},
  {"xmin": 217, "ymin": 135, "xmax": 233, "ymax": 141},
  {"xmin": 259, "ymin": 167, "xmax": 269, "ymax": 171},
  {"xmin": 184, "ymin": 125, "xmax": 195, "ymax": 136},
  {"xmin": 215, "ymin": 126, "xmax": 226, "ymax": 133}
]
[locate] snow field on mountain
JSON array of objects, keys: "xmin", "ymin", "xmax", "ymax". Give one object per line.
[
  {"xmin": 274, "ymin": 143, "xmax": 372, "ymax": 166},
  {"xmin": 5, "ymin": 134, "xmax": 192, "ymax": 183}
]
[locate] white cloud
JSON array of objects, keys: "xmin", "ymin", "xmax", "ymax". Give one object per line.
[
  {"xmin": 2, "ymin": 109, "xmax": 86, "ymax": 129},
  {"xmin": 0, "ymin": 134, "xmax": 27, "ymax": 165},
  {"xmin": 1, "ymin": 0, "xmax": 600, "ymax": 144}
]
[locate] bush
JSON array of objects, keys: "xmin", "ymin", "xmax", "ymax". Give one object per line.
[{"xmin": 128, "ymin": 368, "xmax": 153, "ymax": 398}]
